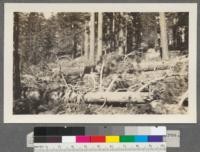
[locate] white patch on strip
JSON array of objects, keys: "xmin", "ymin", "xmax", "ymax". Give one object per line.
[
  {"xmin": 62, "ymin": 136, "xmax": 76, "ymax": 143},
  {"xmin": 151, "ymin": 126, "xmax": 167, "ymax": 135}
]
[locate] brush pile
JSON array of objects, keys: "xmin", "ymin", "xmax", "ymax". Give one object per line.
[{"xmin": 14, "ymin": 52, "xmax": 188, "ymax": 115}]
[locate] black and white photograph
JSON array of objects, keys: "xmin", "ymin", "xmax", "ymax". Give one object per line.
[{"xmin": 4, "ymin": 3, "xmax": 197, "ymax": 123}]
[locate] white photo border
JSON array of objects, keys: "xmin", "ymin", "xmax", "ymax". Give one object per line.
[{"xmin": 4, "ymin": 3, "xmax": 197, "ymax": 123}]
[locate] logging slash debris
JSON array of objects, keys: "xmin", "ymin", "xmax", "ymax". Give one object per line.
[{"xmin": 14, "ymin": 53, "xmax": 188, "ymax": 115}]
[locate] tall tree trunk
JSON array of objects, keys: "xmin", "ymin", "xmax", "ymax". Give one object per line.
[
  {"xmin": 72, "ymin": 34, "xmax": 77, "ymax": 59},
  {"xmin": 127, "ymin": 22, "xmax": 133, "ymax": 54},
  {"xmin": 89, "ymin": 13, "xmax": 95, "ymax": 65},
  {"xmin": 154, "ymin": 26, "xmax": 158, "ymax": 49},
  {"xmin": 114, "ymin": 13, "xmax": 119, "ymax": 53},
  {"xmin": 159, "ymin": 12, "xmax": 169, "ymax": 60},
  {"xmin": 81, "ymin": 35, "xmax": 84, "ymax": 57},
  {"xmin": 124, "ymin": 13, "xmax": 128, "ymax": 54},
  {"xmin": 97, "ymin": 12, "xmax": 103, "ymax": 62},
  {"xmin": 134, "ymin": 13, "xmax": 142, "ymax": 50},
  {"xmin": 13, "ymin": 12, "xmax": 21, "ymax": 100},
  {"xmin": 118, "ymin": 13, "xmax": 125, "ymax": 55},
  {"xmin": 84, "ymin": 21, "xmax": 89, "ymax": 60},
  {"xmin": 112, "ymin": 13, "xmax": 116, "ymax": 52},
  {"xmin": 28, "ymin": 14, "xmax": 32, "ymax": 64}
]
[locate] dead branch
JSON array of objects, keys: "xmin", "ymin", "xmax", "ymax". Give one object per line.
[
  {"xmin": 106, "ymin": 75, "xmax": 119, "ymax": 92},
  {"xmin": 87, "ymin": 73, "xmax": 98, "ymax": 90},
  {"xmin": 61, "ymin": 72, "xmax": 69, "ymax": 87},
  {"xmin": 55, "ymin": 54, "xmax": 62, "ymax": 72},
  {"xmin": 94, "ymin": 99, "xmax": 107, "ymax": 113},
  {"xmin": 99, "ymin": 61, "xmax": 105, "ymax": 91},
  {"xmin": 136, "ymin": 75, "xmax": 168, "ymax": 92},
  {"xmin": 55, "ymin": 54, "xmax": 69, "ymax": 88},
  {"xmin": 123, "ymin": 51, "xmax": 136, "ymax": 62},
  {"xmin": 178, "ymin": 90, "xmax": 188, "ymax": 106}
]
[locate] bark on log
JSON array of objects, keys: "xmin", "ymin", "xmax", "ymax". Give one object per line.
[
  {"xmin": 84, "ymin": 92, "xmax": 149, "ymax": 103},
  {"xmin": 137, "ymin": 64, "xmax": 169, "ymax": 72},
  {"xmin": 62, "ymin": 67, "xmax": 84, "ymax": 75},
  {"xmin": 135, "ymin": 58, "xmax": 187, "ymax": 72}
]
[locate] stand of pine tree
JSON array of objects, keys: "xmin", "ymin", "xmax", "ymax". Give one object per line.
[{"xmin": 13, "ymin": 12, "xmax": 189, "ymax": 115}]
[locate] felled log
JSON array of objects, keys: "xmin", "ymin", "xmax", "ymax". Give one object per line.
[
  {"xmin": 62, "ymin": 66, "xmax": 84, "ymax": 76},
  {"xmin": 134, "ymin": 62, "xmax": 169, "ymax": 72},
  {"xmin": 132, "ymin": 57, "xmax": 188, "ymax": 72},
  {"xmin": 138, "ymin": 64, "xmax": 169, "ymax": 72},
  {"xmin": 62, "ymin": 65, "xmax": 99, "ymax": 79},
  {"xmin": 84, "ymin": 92, "xmax": 149, "ymax": 103}
]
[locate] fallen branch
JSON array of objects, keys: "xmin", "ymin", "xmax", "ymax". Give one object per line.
[
  {"xmin": 178, "ymin": 90, "xmax": 188, "ymax": 106},
  {"xmin": 54, "ymin": 54, "xmax": 69, "ymax": 88},
  {"xmin": 99, "ymin": 62, "xmax": 105, "ymax": 91},
  {"xmin": 106, "ymin": 75, "xmax": 119, "ymax": 92},
  {"xmin": 136, "ymin": 75, "xmax": 168, "ymax": 92},
  {"xmin": 86, "ymin": 73, "xmax": 98, "ymax": 90},
  {"xmin": 61, "ymin": 72, "xmax": 69, "ymax": 88},
  {"xmin": 85, "ymin": 74, "xmax": 185, "ymax": 104},
  {"xmin": 94, "ymin": 99, "xmax": 107, "ymax": 113},
  {"xmin": 123, "ymin": 51, "xmax": 136, "ymax": 62},
  {"xmin": 136, "ymin": 73, "xmax": 187, "ymax": 95}
]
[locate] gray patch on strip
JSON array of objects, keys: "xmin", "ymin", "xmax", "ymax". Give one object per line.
[
  {"xmin": 85, "ymin": 126, "xmax": 99, "ymax": 135},
  {"xmin": 110, "ymin": 126, "xmax": 124, "ymax": 135},
  {"xmin": 124, "ymin": 126, "xmax": 138, "ymax": 135}
]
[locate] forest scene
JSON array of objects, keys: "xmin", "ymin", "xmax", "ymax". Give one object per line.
[{"xmin": 13, "ymin": 12, "xmax": 189, "ymax": 115}]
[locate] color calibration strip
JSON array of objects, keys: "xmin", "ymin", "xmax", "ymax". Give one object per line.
[
  {"xmin": 28, "ymin": 130, "xmax": 181, "ymax": 148},
  {"xmin": 34, "ymin": 135, "xmax": 164, "ymax": 143},
  {"xmin": 33, "ymin": 127, "xmax": 166, "ymax": 152}
]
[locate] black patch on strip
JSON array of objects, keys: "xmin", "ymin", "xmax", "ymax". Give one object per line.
[{"xmin": 34, "ymin": 127, "xmax": 85, "ymax": 136}]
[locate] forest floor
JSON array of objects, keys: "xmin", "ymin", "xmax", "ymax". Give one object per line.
[{"xmin": 14, "ymin": 51, "xmax": 188, "ymax": 115}]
